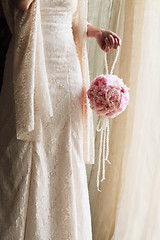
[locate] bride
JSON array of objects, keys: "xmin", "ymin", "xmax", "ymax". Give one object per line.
[{"xmin": 0, "ymin": 0, "xmax": 120, "ymax": 239}]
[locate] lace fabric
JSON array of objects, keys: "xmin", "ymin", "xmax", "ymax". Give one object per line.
[
  {"xmin": 0, "ymin": 0, "xmax": 94, "ymax": 239},
  {"xmin": 1, "ymin": 0, "xmax": 95, "ymax": 165}
]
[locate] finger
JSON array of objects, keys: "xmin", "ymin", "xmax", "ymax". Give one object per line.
[
  {"xmin": 107, "ymin": 34, "xmax": 115, "ymax": 49},
  {"xmin": 114, "ymin": 38, "xmax": 119, "ymax": 49},
  {"xmin": 104, "ymin": 44, "xmax": 110, "ymax": 53},
  {"xmin": 106, "ymin": 47, "xmax": 110, "ymax": 53},
  {"xmin": 114, "ymin": 35, "xmax": 121, "ymax": 46},
  {"xmin": 106, "ymin": 35, "xmax": 113, "ymax": 47},
  {"xmin": 104, "ymin": 38, "xmax": 111, "ymax": 53},
  {"xmin": 109, "ymin": 31, "xmax": 121, "ymax": 46},
  {"xmin": 104, "ymin": 38, "xmax": 111, "ymax": 49},
  {"xmin": 118, "ymin": 37, "xmax": 121, "ymax": 46}
]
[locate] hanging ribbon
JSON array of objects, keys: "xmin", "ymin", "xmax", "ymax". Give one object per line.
[
  {"xmin": 96, "ymin": 47, "xmax": 120, "ymax": 192},
  {"xmin": 96, "ymin": 116, "xmax": 111, "ymax": 191}
]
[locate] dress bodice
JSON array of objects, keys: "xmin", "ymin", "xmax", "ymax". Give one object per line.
[
  {"xmin": 40, "ymin": 0, "xmax": 78, "ymax": 65},
  {"xmin": 40, "ymin": 0, "xmax": 77, "ymax": 15},
  {"xmin": 40, "ymin": 0, "xmax": 78, "ymax": 44}
]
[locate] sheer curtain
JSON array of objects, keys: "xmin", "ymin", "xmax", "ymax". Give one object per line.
[{"xmin": 86, "ymin": 0, "xmax": 160, "ymax": 239}]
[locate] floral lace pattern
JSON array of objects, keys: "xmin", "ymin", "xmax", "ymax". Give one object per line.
[{"xmin": 0, "ymin": 0, "xmax": 93, "ymax": 239}]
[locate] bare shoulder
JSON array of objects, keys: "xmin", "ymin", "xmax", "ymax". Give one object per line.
[{"xmin": 12, "ymin": 0, "xmax": 35, "ymax": 11}]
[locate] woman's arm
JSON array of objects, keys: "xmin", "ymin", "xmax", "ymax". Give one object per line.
[
  {"xmin": 87, "ymin": 24, "xmax": 102, "ymax": 38},
  {"xmin": 12, "ymin": 0, "xmax": 35, "ymax": 11},
  {"xmin": 87, "ymin": 23, "xmax": 121, "ymax": 53}
]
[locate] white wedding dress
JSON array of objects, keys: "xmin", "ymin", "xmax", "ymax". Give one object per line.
[{"xmin": 0, "ymin": 0, "xmax": 93, "ymax": 239}]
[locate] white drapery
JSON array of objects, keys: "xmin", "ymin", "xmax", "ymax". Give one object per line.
[{"xmin": 87, "ymin": 0, "xmax": 160, "ymax": 239}]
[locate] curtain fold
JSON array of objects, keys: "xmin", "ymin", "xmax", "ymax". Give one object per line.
[{"xmin": 87, "ymin": 0, "xmax": 160, "ymax": 239}]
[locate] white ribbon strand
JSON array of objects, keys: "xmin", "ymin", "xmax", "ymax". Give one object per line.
[
  {"xmin": 104, "ymin": 47, "xmax": 120, "ymax": 75},
  {"xmin": 96, "ymin": 116, "xmax": 110, "ymax": 192}
]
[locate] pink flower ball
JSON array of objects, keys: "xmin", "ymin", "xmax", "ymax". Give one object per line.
[{"xmin": 87, "ymin": 74, "xmax": 129, "ymax": 118}]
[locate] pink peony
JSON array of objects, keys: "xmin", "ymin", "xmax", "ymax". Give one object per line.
[{"xmin": 87, "ymin": 74, "xmax": 129, "ymax": 118}]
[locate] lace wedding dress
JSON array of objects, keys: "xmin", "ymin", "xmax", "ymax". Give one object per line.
[{"xmin": 0, "ymin": 0, "xmax": 93, "ymax": 239}]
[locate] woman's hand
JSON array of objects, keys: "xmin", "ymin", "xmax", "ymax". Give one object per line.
[
  {"xmin": 96, "ymin": 29, "xmax": 121, "ymax": 53},
  {"xmin": 87, "ymin": 24, "xmax": 121, "ymax": 53}
]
